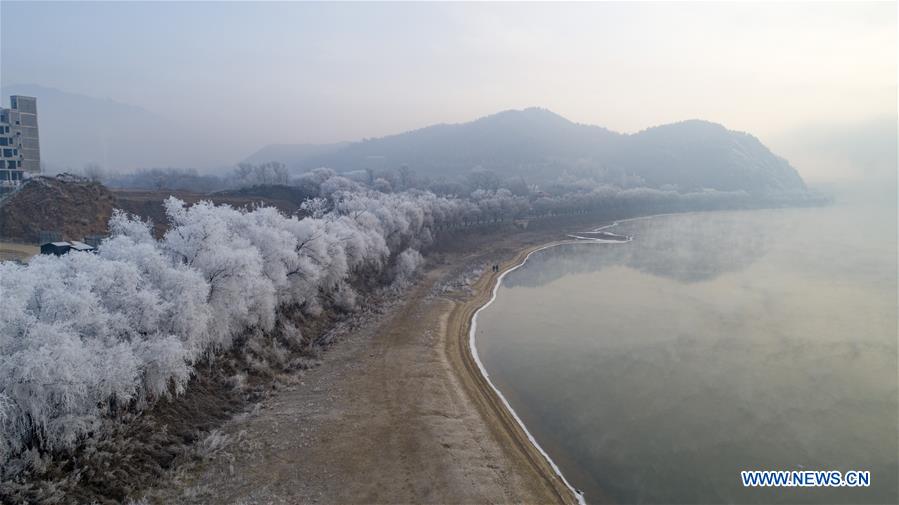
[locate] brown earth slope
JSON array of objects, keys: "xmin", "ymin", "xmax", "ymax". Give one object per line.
[
  {"xmin": 0, "ymin": 177, "xmax": 310, "ymax": 242},
  {"xmin": 0, "ymin": 174, "xmax": 116, "ymax": 242}
]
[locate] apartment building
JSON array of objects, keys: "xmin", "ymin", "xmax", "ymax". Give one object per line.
[{"xmin": 0, "ymin": 95, "xmax": 41, "ymax": 191}]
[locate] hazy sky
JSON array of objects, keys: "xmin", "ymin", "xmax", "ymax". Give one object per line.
[{"xmin": 1, "ymin": 1, "xmax": 896, "ymax": 178}]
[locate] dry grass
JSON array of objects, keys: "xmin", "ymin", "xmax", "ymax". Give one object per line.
[{"xmin": 0, "ymin": 241, "xmax": 38, "ymax": 262}]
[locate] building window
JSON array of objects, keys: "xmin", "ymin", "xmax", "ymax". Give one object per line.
[{"xmin": 0, "ymin": 138, "xmax": 7, "ymax": 146}]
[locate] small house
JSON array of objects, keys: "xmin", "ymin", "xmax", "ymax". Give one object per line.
[
  {"xmin": 40, "ymin": 241, "xmax": 96, "ymax": 256},
  {"xmin": 40, "ymin": 241, "xmax": 72, "ymax": 256}
]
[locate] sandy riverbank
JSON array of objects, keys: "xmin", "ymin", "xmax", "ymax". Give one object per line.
[
  {"xmin": 139, "ymin": 221, "xmax": 601, "ymax": 504},
  {"xmin": 447, "ymin": 240, "xmax": 582, "ymax": 505}
]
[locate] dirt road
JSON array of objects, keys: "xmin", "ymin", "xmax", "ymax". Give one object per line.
[{"xmin": 144, "ymin": 241, "xmax": 578, "ymax": 504}]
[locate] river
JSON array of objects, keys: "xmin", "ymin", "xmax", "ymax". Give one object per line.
[{"xmin": 474, "ymin": 199, "xmax": 897, "ymax": 504}]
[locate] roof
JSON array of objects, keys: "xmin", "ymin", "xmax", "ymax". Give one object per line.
[
  {"xmin": 68, "ymin": 241, "xmax": 95, "ymax": 251},
  {"xmin": 41, "ymin": 241, "xmax": 96, "ymax": 251}
]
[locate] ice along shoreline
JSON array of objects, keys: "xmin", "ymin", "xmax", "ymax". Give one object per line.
[{"xmin": 465, "ymin": 220, "xmax": 637, "ymax": 505}]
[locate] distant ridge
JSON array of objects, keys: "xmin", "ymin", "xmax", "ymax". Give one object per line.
[
  {"xmin": 243, "ymin": 142, "xmax": 351, "ymax": 168},
  {"xmin": 247, "ymin": 107, "xmax": 805, "ymax": 193},
  {"xmin": 1, "ymin": 84, "xmax": 171, "ymax": 172},
  {"xmin": 0, "ymin": 84, "xmax": 224, "ymax": 172}
]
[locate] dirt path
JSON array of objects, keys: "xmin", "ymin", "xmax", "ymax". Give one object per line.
[{"xmin": 144, "ymin": 241, "xmax": 579, "ymax": 504}]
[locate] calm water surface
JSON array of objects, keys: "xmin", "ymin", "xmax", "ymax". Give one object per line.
[{"xmin": 475, "ymin": 202, "xmax": 897, "ymax": 504}]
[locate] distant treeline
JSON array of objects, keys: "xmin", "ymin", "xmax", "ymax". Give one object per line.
[{"xmin": 94, "ymin": 161, "xmax": 826, "ymax": 207}]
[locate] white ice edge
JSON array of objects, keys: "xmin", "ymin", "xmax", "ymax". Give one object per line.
[
  {"xmin": 584, "ymin": 213, "xmax": 674, "ymax": 234},
  {"xmin": 468, "ymin": 235, "xmax": 632, "ymax": 505},
  {"xmin": 566, "ymin": 234, "xmax": 633, "ymax": 242}
]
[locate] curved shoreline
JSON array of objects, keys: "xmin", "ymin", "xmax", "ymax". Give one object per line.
[
  {"xmin": 447, "ymin": 239, "xmax": 600, "ymax": 505},
  {"xmin": 447, "ymin": 241, "xmax": 577, "ymax": 504},
  {"xmin": 469, "ymin": 241, "xmax": 587, "ymax": 504},
  {"xmin": 454, "ymin": 228, "xmax": 636, "ymax": 505}
]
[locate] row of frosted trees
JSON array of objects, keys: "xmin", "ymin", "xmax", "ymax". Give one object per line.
[
  {"xmin": 0, "ymin": 185, "xmax": 467, "ymax": 465},
  {"xmin": 299, "ymin": 168, "xmax": 763, "ymax": 227},
  {"xmin": 0, "ymin": 171, "xmax": 784, "ymax": 468}
]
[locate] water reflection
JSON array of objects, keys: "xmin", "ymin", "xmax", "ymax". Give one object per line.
[
  {"xmin": 477, "ymin": 206, "xmax": 897, "ymax": 505},
  {"xmin": 507, "ymin": 212, "xmax": 775, "ymax": 288}
]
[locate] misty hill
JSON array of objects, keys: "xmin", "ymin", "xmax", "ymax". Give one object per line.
[
  {"xmin": 1, "ymin": 84, "xmax": 201, "ymax": 172},
  {"xmin": 617, "ymin": 120, "xmax": 806, "ymax": 192},
  {"xmin": 243, "ymin": 142, "xmax": 351, "ymax": 168},
  {"xmin": 249, "ymin": 108, "xmax": 805, "ymax": 193},
  {"xmin": 302, "ymin": 108, "xmax": 623, "ymax": 175}
]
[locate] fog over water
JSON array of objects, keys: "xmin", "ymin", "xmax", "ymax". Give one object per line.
[{"xmin": 475, "ymin": 197, "xmax": 897, "ymax": 504}]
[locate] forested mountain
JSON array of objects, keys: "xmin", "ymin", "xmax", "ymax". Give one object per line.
[
  {"xmin": 0, "ymin": 85, "xmax": 803, "ymax": 193},
  {"xmin": 618, "ymin": 120, "xmax": 806, "ymax": 192},
  {"xmin": 247, "ymin": 108, "xmax": 805, "ymax": 193}
]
